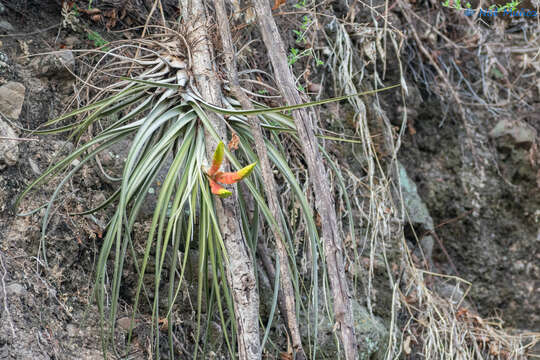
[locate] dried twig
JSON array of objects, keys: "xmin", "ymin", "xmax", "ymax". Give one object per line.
[
  {"xmin": 0, "ymin": 136, "xmax": 38, "ymax": 142},
  {"xmin": 0, "ymin": 252, "xmax": 16, "ymax": 339}
]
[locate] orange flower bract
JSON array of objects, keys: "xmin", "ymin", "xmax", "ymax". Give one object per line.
[{"xmin": 206, "ymin": 141, "xmax": 257, "ymax": 197}]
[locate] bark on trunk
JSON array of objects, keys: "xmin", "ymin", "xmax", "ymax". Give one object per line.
[
  {"xmin": 213, "ymin": 1, "xmax": 307, "ymax": 358},
  {"xmin": 178, "ymin": 1, "xmax": 261, "ymax": 359},
  {"xmin": 251, "ymin": 1, "xmax": 359, "ymax": 358}
]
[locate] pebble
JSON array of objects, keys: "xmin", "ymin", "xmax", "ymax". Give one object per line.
[
  {"xmin": 489, "ymin": 119, "xmax": 537, "ymax": 147},
  {"xmin": 6, "ymin": 283, "xmax": 26, "ymax": 297},
  {"xmin": 116, "ymin": 317, "xmax": 135, "ymax": 331},
  {"xmin": 0, "ymin": 20, "xmax": 13, "ymax": 33},
  {"xmin": 31, "ymin": 50, "xmax": 75, "ymax": 79},
  {"xmin": 0, "ymin": 118, "xmax": 19, "ymax": 167},
  {"xmin": 0, "ymin": 81, "xmax": 26, "ymax": 119},
  {"xmin": 66, "ymin": 324, "xmax": 79, "ymax": 337}
]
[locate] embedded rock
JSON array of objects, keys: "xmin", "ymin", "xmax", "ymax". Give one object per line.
[
  {"xmin": 0, "ymin": 81, "xmax": 25, "ymax": 119},
  {"xmin": 31, "ymin": 50, "xmax": 75, "ymax": 79},
  {"xmin": 6, "ymin": 283, "xmax": 26, "ymax": 297},
  {"xmin": 398, "ymin": 161, "xmax": 435, "ymax": 263},
  {"xmin": 0, "ymin": 118, "xmax": 19, "ymax": 167},
  {"xmin": 0, "ymin": 20, "xmax": 14, "ymax": 33},
  {"xmin": 300, "ymin": 297, "xmax": 389, "ymax": 359},
  {"xmin": 489, "ymin": 119, "xmax": 537, "ymax": 148}
]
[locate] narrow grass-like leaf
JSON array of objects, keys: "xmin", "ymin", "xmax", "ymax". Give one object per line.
[{"xmin": 189, "ymin": 84, "xmax": 400, "ymax": 116}]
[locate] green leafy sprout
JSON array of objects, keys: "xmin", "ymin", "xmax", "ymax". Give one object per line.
[
  {"xmin": 288, "ymin": 1, "xmax": 325, "ymax": 67},
  {"xmin": 87, "ymin": 30, "xmax": 110, "ymax": 50},
  {"xmin": 288, "ymin": 47, "xmax": 324, "ymax": 66},
  {"xmin": 442, "ymin": 0, "xmax": 521, "ymax": 11}
]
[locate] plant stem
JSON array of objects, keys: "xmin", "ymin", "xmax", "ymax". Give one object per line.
[
  {"xmin": 178, "ymin": 0, "xmax": 261, "ymax": 359},
  {"xmin": 213, "ymin": 0, "xmax": 307, "ymax": 358},
  {"xmin": 251, "ymin": 0, "xmax": 359, "ymax": 358}
]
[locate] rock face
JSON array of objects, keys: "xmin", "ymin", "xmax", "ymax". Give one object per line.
[
  {"xmin": 0, "ymin": 81, "xmax": 25, "ymax": 119},
  {"xmin": 16, "ymin": 67, "xmax": 56, "ymax": 128},
  {"xmin": 0, "ymin": 82, "xmax": 25, "ymax": 168},
  {"xmin": 399, "ymin": 92, "xmax": 540, "ymax": 330}
]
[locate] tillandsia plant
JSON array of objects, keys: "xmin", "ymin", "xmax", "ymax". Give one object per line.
[{"xmin": 16, "ymin": 28, "xmax": 398, "ymax": 359}]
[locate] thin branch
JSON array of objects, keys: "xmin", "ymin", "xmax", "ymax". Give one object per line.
[
  {"xmin": 178, "ymin": 0, "xmax": 261, "ymax": 359},
  {"xmin": 213, "ymin": 0, "xmax": 307, "ymax": 358},
  {"xmin": 251, "ymin": 0, "xmax": 359, "ymax": 358},
  {"xmin": 0, "ymin": 136, "xmax": 39, "ymax": 142}
]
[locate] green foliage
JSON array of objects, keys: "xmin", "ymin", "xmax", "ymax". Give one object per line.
[
  {"xmin": 441, "ymin": 0, "xmax": 472, "ymax": 10},
  {"xmin": 293, "ymin": 0, "xmax": 307, "ymax": 9},
  {"xmin": 441, "ymin": 0, "xmax": 520, "ymax": 10},
  {"xmin": 497, "ymin": 0, "xmax": 521, "ymax": 10},
  {"xmin": 287, "ymin": 47, "xmax": 324, "ymax": 67},
  {"xmin": 491, "ymin": 67, "xmax": 504, "ymax": 79},
  {"xmin": 288, "ymin": 1, "xmax": 324, "ymax": 68},
  {"xmin": 87, "ymin": 30, "xmax": 109, "ymax": 50},
  {"xmin": 288, "ymin": 47, "xmax": 300, "ymax": 64},
  {"xmin": 17, "ymin": 40, "xmax": 398, "ymax": 359}
]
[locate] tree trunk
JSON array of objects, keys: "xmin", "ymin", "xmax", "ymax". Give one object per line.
[
  {"xmin": 177, "ymin": 1, "xmax": 261, "ymax": 359},
  {"xmin": 213, "ymin": 0, "xmax": 307, "ymax": 358},
  {"xmin": 251, "ymin": 0, "xmax": 359, "ymax": 358}
]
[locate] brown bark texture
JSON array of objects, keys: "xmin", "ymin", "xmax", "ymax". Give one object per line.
[
  {"xmin": 213, "ymin": 1, "xmax": 307, "ymax": 358},
  {"xmin": 178, "ymin": 0, "xmax": 261, "ymax": 359},
  {"xmin": 251, "ymin": 0, "xmax": 359, "ymax": 358}
]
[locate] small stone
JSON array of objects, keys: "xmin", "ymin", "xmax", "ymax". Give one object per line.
[
  {"xmin": 0, "ymin": 118, "xmax": 19, "ymax": 166},
  {"xmin": 6, "ymin": 283, "xmax": 26, "ymax": 297},
  {"xmin": 0, "ymin": 82, "xmax": 26, "ymax": 119},
  {"xmin": 66, "ymin": 324, "xmax": 78, "ymax": 337},
  {"xmin": 0, "ymin": 20, "xmax": 14, "ymax": 33},
  {"xmin": 308, "ymin": 82, "xmax": 322, "ymax": 93},
  {"xmin": 117, "ymin": 317, "xmax": 135, "ymax": 331},
  {"xmin": 436, "ymin": 283, "xmax": 465, "ymax": 304},
  {"xmin": 28, "ymin": 157, "xmax": 41, "ymax": 175},
  {"xmin": 489, "ymin": 119, "xmax": 537, "ymax": 147},
  {"xmin": 512, "ymin": 260, "xmax": 525, "ymax": 273},
  {"xmin": 63, "ymin": 36, "xmax": 79, "ymax": 48},
  {"xmin": 31, "ymin": 51, "xmax": 75, "ymax": 79},
  {"xmin": 99, "ymin": 151, "xmax": 114, "ymax": 167},
  {"xmin": 92, "ymin": 192, "xmax": 106, "ymax": 206}
]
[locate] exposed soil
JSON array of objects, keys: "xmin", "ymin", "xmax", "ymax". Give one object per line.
[
  {"xmin": 398, "ymin": 100, "xmax": 539, "ymax": 331},
  {"xmin": 0, "ymin": 2, "xmax": 130, "ymax": 359},
  {"xmin": 0, "ymin": 0, "xmax": 538, "ymax": 359}
]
